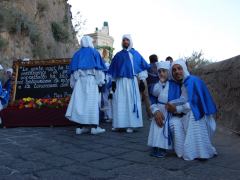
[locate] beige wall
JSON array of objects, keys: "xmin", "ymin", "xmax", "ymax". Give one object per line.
[{"xmin": 193, "ymin": 55, "xmax": 240, "ymax": 133}]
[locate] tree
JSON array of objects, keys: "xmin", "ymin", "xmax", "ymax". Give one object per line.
[
  {"xmin": 71, "ymin": 11, "xmax": 87, "ymax": 42},
  {"xmin": 185, "ymin": 51, "xmax": 211, "ymax": 72}
]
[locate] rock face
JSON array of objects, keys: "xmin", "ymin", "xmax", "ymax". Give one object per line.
[
  {"xmin": 0, "ymin": 0, "xmax": 79, "ymax": 68},
  {"xmin": 194, "ymin": 55, "xmax": 240, "ymax": 133}
]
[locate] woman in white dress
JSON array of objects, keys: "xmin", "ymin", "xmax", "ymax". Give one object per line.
[
  {"xmin": 65, "ymin": 36, "xmax": 107, "ymax": 135},
  {"xmin": 166, "ymin": 59, "xmax": 217, "ymax": 160}
]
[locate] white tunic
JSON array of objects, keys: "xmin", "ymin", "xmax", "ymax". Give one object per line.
[
  {"xmin": 148, "ymin": 81, "xmax": 173, "ymax": 150},
  {"xmin": 112, "ymin": 51, "xmax": 148, "ymax": 128},
  {"xmin": 65, "ymin": 69, "xmax": 105, "ymax": 125},
  {"xmin": 169, "ymin": 85, "xmax": 217, "ymax": 160}
]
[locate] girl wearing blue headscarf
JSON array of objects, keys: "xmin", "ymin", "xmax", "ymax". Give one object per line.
[{"xmin": 65, "ymin": 36, "xmax": 107, "ymax": 135}]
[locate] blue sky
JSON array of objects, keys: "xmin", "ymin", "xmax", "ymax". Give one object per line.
[{"xmin": 69, "ymin": 0, "xmax": 240, "ymax": 61}]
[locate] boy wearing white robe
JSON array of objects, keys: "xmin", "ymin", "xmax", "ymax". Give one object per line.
[
  {"xmin": 166, "ymin": 59, "xmax": 217, "ymax": 161},
  {"xmin": 148, "ymin": 61, "xmax": 172, "ymax": 157},
  {"xmin": 66, "ymin": 36, "xmax": 107, "ymax": 135}
]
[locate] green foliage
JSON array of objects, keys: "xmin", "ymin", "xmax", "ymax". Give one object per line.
[
  {"xmin": 96, "ymin": 45, "xmax": 115, "ymax": 60},
  {"xmin": 0, "ymin": 13, "xmax": 4, "ymax": 29},
  {"xmin": 0, "ymin": 7, "xmax": 39, "ymax": 38},
  {"xmin": 0, "ymin": 7, "xmax": 45, "ymax": 58},
  {"xmin": 51, "ymin": 22, "xmax": 69, "ymax": 42},
  {"xmin": 0, "ymin": 36, "xmax": 8, "ymax": 50},
  {"xmin": 185, "ymin": 51, "xmax": 212, "ymax": 72},
  {"xmin": 31, "ymin": 41, "xmax": 46, "ymax": 59},
  {"xmin": 37, "ymin": 0, "xmax": 49, "ymax": 17}
]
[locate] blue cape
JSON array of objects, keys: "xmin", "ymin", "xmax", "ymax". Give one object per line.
[
  {"xmin": 184, "ymin": 75, "xmax": 217, "ymax": 120},
  {"xmin": 70, "ymin": 47, "xmax": 107, "ymax": 73},
  {"xmin": 108, "ymin": 48, "xmax": 150, "ymax": 78},
  {"xmin": 4, "ymin": 79, "xmax": 11, "ymax": 92},
  {"xmin": 0, "ymin": 81, "xmax": 10, "ymax": 106},
  {"xmin": 149, "ymin": 80, "xmax": 181, "ymax": 105},
  {"xmin": 168, "ymin": 80, "xmax": 181, "ymax": 101},
  {"xmin": 0, "ymin": 82, "xmax": 2, "ymax": 97}
]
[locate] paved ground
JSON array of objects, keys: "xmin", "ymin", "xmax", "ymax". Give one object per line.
[{"xmin": 0, "ymin": 118, "xmax": 240, "ymax": 180}]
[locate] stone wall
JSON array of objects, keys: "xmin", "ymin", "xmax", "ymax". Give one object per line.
[{"xmin": 194, "ymin": 55, "xmax": 240, "ymax": 133}]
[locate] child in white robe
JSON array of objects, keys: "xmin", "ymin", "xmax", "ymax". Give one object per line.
[{"xmin": 148, "ymin": 61, "xmax": 172, "ymax": 158}]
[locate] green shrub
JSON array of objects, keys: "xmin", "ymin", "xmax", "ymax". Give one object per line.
[
  {"xmin": 31, "ymin": 42, "xmax": 46, "ymax": 59},
  {"xmin": 51, "ymin": 22, "xmax": 69, "ymax": 42},
  {"xmin": 0, "ymin": 13, "xmax": 4, "ymax": 29},
  {"xmin": 37, "ymin": 1, "xmax": 49, "ymax": 17},
  {"xmin": 0, "ymin": 36, "xmax": 8, "ymax": 50}
]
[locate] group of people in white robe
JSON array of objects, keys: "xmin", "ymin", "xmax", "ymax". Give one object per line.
[{"xmin": 66, "ymin": 34, "xmax": 217, "ymax": 161}]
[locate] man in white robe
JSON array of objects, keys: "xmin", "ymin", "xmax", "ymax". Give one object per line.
[
  {"xmin": 108, "ymin": 35, "xmax": 150, "ymax": 133},
  {"xmin": 66, "ymin": 36, "xmax": 107, "ymax": 135},
  {"xmin": 166, "ymin": 59, "xmax": 217, "ymax": 160}
]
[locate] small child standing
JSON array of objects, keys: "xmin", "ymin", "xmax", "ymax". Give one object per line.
[{"xmin": 148, "ymin": 61, "xmax": 178, "ymax": 158}]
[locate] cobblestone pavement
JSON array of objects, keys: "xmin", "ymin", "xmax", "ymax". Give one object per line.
[{"xmin": 0, "ymin": 119, "xmax": 240, "ymax": 180}]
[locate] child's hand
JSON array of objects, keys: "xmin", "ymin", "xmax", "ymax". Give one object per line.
[
  {"xmin": 165, "ymin": 103, "xmax": 177, "ymax": 113},
  {"xmin": 154, "ymin": 111, "xmax": 165, "ymax": 128}
]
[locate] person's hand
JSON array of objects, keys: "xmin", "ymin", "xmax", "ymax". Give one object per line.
[
  {"xmin": 108, "ymin": 93, "xmax": 113, "ymax": 100},
  {"xmin": 139, "ymin": 80, "xmax": 145, "ymax": 92},
  {"xmin": 112, "ymin": 81, "xmax": 116, "ymax": 92},
  {"xmin": 154, "ymin": 111, "xmax": 165, "ymax": 128},
  {"xmin": 165, "ymin": 103, "xmax": 177, "ymax": 113}
]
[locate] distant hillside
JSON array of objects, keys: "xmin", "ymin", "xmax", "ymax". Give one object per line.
[{"xmin": 0, "ymin": 0, "xmax": 79, "ymax": 68}]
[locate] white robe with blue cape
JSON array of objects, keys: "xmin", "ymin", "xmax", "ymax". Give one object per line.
[
  {"xmin": 108, "ymin": 47, "xmax": 150, "ymax": 128},
  {"xmin": 65, "ymin": 36, "xmax": 107, "ymax": 125},
  {"xmin": 169, "ymin": 60, "xmax": 217, "ymax": 160}
]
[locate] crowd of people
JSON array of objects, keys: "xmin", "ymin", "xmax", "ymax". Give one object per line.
[{"xmin": 66, "ymin": 35, "xmax": 217, "ymax": 161}]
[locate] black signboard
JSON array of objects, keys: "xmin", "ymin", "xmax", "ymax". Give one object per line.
[{"xmin": 12, "ymin": 59, "xmax": 72, "ymax": 101}]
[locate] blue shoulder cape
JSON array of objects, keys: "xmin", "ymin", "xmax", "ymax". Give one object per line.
[
  {"xmin": 0, "ymin": 81, "xmax": 10, "ymax": 106},
  {"xmin": 108, "ymin": 48, "xmax": 150, "ymax": 78},
  {"xmin": 168, "ymin": 80, "xmax": 181, "ymax": 101},
  {"xmin": 184, "ymin": 75, "xmax": 217, "ymax": 120},
  {"xmin": 149, "ymin": 80, "xmax": 181, "ymax": 105},
  {"xmin": 4, "ymin": 79, "xmax": 11, "ymax": 92},
  {"xmin": 70, "ymin": 47, "xmax": 107, "ymax": 73}
]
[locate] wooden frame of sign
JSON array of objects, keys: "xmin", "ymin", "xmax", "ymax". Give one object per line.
[{"xmin": 11, "ymin": 58, "xmax": 71, "ymax": 103}]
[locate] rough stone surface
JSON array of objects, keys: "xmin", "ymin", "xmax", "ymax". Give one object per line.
[
  {"xmin": 0, "ymin": 0, "xmax": 78, "ymax": 68},
  {"xmin": 0, "ymin": 118, "xmax": 240, "ymax": 180},
  {"xmin": 194, "ymin": 55, "xmax": 240, "ymax": 133}
]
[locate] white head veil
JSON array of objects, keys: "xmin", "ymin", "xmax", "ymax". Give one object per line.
[
  {"xmin": 157, "ymin": 61, "xmax": 171, "ymax": 71},
  {"xmin": 170, "ymin": 59, "xmax": 190, "ymax": 81},
  {"xmin": 0, "ymin": 64, "xmax": 3, "ymax": 70},
  {"xmin": 6, "ymin": 68, "xmax": 13, "ymax": 74},
  {"xmin": 80, "ymin": 35, "xmax": 94, "ymax": 48},
  {"xmin": 122, "ymin": 34, "xmax": 133, "ymax": 51}
]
